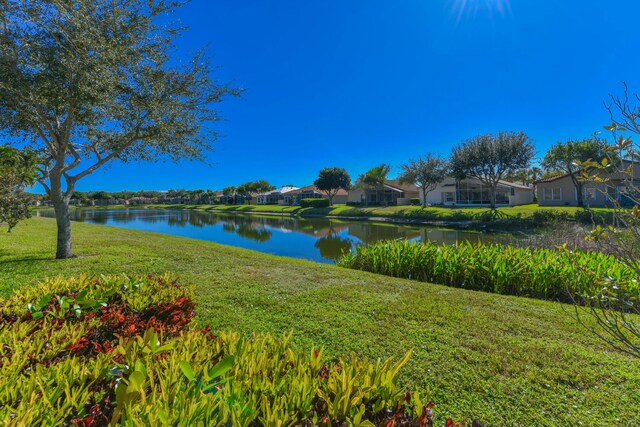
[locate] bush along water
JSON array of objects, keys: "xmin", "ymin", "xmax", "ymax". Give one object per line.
[
  {"xmin": 301, "ymin": 198, "xmax": 330, "ymax": 208},
  {"xmin": 338, "ymin": 240, "xmax": 639, "ymax": 304},
  {"xmin": 0, "ymin": 274, "xmax": 479, "ymax": 426}
]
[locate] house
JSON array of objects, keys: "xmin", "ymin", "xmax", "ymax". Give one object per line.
[
  {"xmin": 282, "ymin": 185, "xmax": 349, "ymax": 205},
  {"xmin": 423, "ymin": 177, "xmax": 534, "ymax": 206},
  {"xmin": 219, "ymin": 194, "xmax": 246, "ymax": 205},
  {"xmin": 256, "ymin": 186, "xmax": 299, "ymax": 205},
  {"xmin": 127, "ymin": 197, "xmax": 156, "ymax": 205},
  {"xmin": 347, "ymin": 180, "xmax": 419, "ymax": 206},
  {"xmin": 535, "ymin": 160, "xmax": 640, "ymax": 207}
]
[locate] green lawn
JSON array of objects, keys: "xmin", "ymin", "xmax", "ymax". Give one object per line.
[{"xmin": 1, "ymin": 217, "xmax": 638, "ymax": 426}]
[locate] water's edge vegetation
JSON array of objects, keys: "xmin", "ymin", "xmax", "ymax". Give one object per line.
[{"xmin": 338, "ymin": 239, "xmax": 638, "ymax": 303}]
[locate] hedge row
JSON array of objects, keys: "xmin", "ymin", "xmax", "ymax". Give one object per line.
[{"xmin": 301, "ymin": 198, "xmax": 330, "ymax": 208}]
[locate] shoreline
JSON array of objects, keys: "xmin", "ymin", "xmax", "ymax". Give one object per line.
[
  {"xmin": 37, "ymin": 203, "xmax": 544, "ymax": 231},
  {"xmin": 34, "ymin": 201, "xmax": 613, "ymax": 231}
]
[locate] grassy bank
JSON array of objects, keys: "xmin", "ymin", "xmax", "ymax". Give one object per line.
[{"xmin": 2, "ymin": 218, "xmax": 639, "ymax": 426}]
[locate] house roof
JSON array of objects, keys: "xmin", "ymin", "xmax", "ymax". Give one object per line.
[
  {"xmin": 285, "ymin": 185, "xmax": 348, "ymax": 196},
  {"xmin": 496, "ymin": 179, "xmax": 534, "ymax": 190},
  {"xmin": 384, "ymin": 180, "xmax": 419, "ymax": 193},
  {"xmin": 259, "ymin": 186, "xmax": 300, "ymax": 196},
  {"xmin": 533, "ymin": 173, "xmax": 571, "ymax": 184}
]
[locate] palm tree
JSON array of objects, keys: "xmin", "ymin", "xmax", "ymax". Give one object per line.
[{"xmin": 355, "ymin": 164, "xmax": 391, "ymax": 207}]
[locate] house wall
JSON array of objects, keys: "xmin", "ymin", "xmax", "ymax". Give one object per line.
[
  {"xmin": 537, "ymin": 178, "xmax": 612, "ymax": 207},
  {"xmin": 399, "ymin": 190, "xmax": 419, "ymax": 206},
  {"xmin": 423, "ymin": 179, "xmax": 457, "ymax": 205},
  {"xmin": 332, "ymin": 194, "xmax": 348, "ymax": 205},
  {"xmin": 537, "ymin": 177, "xmax": 579, "ymax": 206},
  {"xmin": 347, "ymin": 189, "xmax": 366, "ymax": 204},
  {"xmin": 509, "ymin": 188, "xmax": 534, "ymax": 205},
  {"xmin": 422, "ymin": 178, "xmax": 533, "ymax": 206},
  {"xmin": 538, "ymin": 162, "xmax": 640, "ymax": 207}
]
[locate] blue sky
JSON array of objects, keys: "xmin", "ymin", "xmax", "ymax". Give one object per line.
[{"xmin": 69, "ymin": 0, "xmax": 640, "ymax": 192}]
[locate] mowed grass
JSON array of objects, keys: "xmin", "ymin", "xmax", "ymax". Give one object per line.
[{"xmin": 1, "ymin": 217, "xmax": 639, "ymax": 426}]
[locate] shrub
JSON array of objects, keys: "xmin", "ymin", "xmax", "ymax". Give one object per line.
[
  {"xmin": 0, "ymin": 274, "xmax": 474, "ymax": 426},
  {"xmin": 300, "ymin": 198, "xmax": 330, "ymax": 208},
  {"xmin": 338, "ymin": 240, "xmax": 639, "ymax": 303},
  {"xmin": 531, "ymin": 209, "xmax": 572, "ymax": 226},
  {"xmin": 410, "ymin": 198, "xmax": 420, "ymax": 206}
]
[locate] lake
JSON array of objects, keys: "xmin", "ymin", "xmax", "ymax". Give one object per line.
[{"xmin": 38, "ymin": 209, "xmax": 519, "ymax": 264}]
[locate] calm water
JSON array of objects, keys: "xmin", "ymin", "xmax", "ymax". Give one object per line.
[{"xmin": 38, "ymin": 209, "xmax": 518, "ymax": 264}]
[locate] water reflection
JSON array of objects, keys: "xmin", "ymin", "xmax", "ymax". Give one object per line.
[
  {"xmin": 38, "ymin": 209, "xmax": 518, "ymax": 264},
  {"xmin": 315, "ymin": 234, "xmax": 354, "ymax": 260}
]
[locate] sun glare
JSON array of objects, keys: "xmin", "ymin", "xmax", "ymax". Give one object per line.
[{"xmin": 452, "ymin": 0, "xmax": 512, "ymax": 21}]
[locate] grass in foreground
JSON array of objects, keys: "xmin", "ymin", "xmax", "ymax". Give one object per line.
[{"xmin": 1, "ymin": 218, "xmax": 639, "ymax": 426}]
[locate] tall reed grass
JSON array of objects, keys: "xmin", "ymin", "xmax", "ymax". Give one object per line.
[{"xmin": 337, "ymin": 240, "xmax": 639, "ymax": 303}]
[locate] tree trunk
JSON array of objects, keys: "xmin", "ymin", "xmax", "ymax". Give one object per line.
[
  {"xmin": 49, "ymin": 175, "xmax": 74, "ymax": 259},
  {"xmin": 575, "ymin": 180, "xmax": 584, "ymax": 208},
  {"xmin": 52, "ymin": 196, "xmax": 73, "ymax": 258},
  {"xmin": 489, "ymin": 183, "xmax": 497, "ymax": 210},
  {"xmin": 421, "ymin": 187, "xmax": 427, "ymax": 208}
]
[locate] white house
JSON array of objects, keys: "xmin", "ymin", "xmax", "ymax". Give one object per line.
[
  {"xmin": 256, "ymin": 186, "xmax": 299, "ymax": 205},
  {"xmin": 422, "ymin": 177, "xmax": 534, "ymax": 206},
  {"xmin": 282, "ymin": 185, "xmax": 349, "ymax": 205}
]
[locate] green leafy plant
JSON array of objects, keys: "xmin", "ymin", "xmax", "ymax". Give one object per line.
[
  {"xmin": 301, "ymin": 198, "xmax": 330, "ymax": 208},
  {"xmin": 338, "ymin": 240, "xmax": 639, "ymax": 303}
]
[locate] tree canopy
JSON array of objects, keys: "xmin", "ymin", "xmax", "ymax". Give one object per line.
[
  {"xmin": 451, "ymin": 131, "xmax": 534, "ymax": 210},
  {"xmin": 0, "ymin": 145, "xmax": 39, "ymax": 232},
  {"xmin": 0, "ymin": 0, "xmax": 238, "ymax": 257},
  {"xmin": 314, "ymin": 167, "xmax": 351, "ymax": 206},
  {"xmin": 542, "ymin": 137, "xmax": 613, "ymax": 207},
  {"xmin": 236, "ymin": 180, "xmax": 275, "ymax": 204},
  {"xmin": 355, "ymin": 164, "xmax": 391, "ymax": 206},
  {"xmin": 398, "ymin": 154, "xmax": 448, "ymax": 207}
]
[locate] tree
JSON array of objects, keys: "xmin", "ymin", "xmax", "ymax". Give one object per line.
[
  {"xmin": 314, "ymin": 167, "xmax": 351, "ymax": 206},
  {"xmin": 398, "ymin": 154, "xmax": 448, "ymax": 208},
  {"xmin": 542, "ymin": 137, "xmax": 612, "ymax": 208},
  {"xmin": 0, "ymin": 0, "xmax": 239, "ymax": 258},
  {"xmin": 571, "ymin": 83, "xmax": 640, "ymax": 358},
  {"xmin": 355, "ymin": 164, "xmax": 391, "ymax": 207},
  {"xmin": 222, "ymin": 186, "xmax": 237, "ymax": 204},
  {"xmin": 0, "ymin": 146, "xmax": 38, "ymax": 232},
  {"xmin": 450, "ymin": 131, "xmax": 534, "ymax": 210},
  {"xmin": 504, "ymin": 166, "xmax": 541, "ymax": 186},
  {"xmin": 237, "ymin": 180, "xmax": 274, "ymax": 205}
]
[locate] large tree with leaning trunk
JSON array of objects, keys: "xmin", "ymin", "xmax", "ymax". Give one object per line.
[{"xmin": 0, "ymin": 0, "xmax": 238, "ymax": 258}]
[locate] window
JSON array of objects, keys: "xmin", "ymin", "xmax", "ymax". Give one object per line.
[
  {"xmin": 544, "ymin": 188, "xmax": 561, "ymax": 201},
  {"xmin": 444, "ymin": 192, "xmax": 455, "ymax": 203},
  {"xmin": 584, "ymin": 187, "xmax": 596, "ymax": 202}
]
